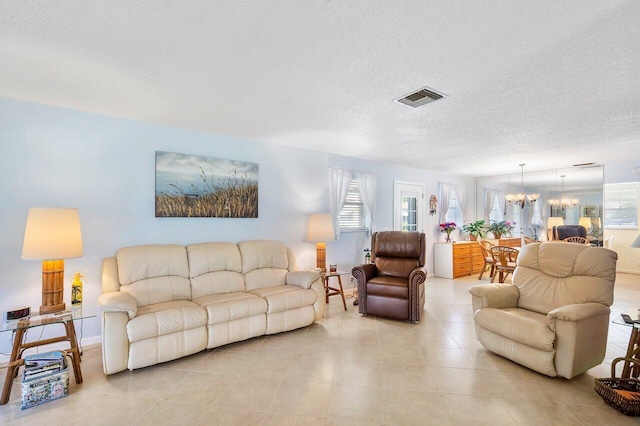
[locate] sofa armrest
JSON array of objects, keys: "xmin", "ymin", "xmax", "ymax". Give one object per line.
[
  {"xmin": 286, "ymin": 270, "xmax": 321, "ymax": 289},
  {"xmin": 548, "ymin": 303, "xmax": 611, "ymax": 379},
  {"xmin": 469, "ymin": 284, "xmax": 519, "ymax": 313},
  {"xmin": 98, "ymin": 291, "xmax": 137, "ymax": 320},
  {"xmin": 547, "ymin": 303, "xmax": 610, "ymax": 330}
]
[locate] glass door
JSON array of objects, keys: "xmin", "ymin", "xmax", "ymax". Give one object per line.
[{"xmin": 394, "ymin": 181, "xmax": 424, "ymax": 232}]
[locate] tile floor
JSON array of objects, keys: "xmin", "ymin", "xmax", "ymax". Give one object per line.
[{"xmin": 1, "ymin": 273, "xmax": 639, "ymax": 425}]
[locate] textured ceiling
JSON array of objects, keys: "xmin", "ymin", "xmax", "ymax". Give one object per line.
[{"xmin": 1, "ymin": 1, "xmax": 639, "ymax": 181}]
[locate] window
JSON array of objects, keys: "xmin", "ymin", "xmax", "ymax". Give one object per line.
[
  {"xmin": 489, "ymin": 194, "xmax": 503, "ymax": 224},
  {"xmin": 444, "ymin": 189, "xmax": 464, "ymax": 227},
  {"xmin": 339, "ymin": 177, "xmax": 371, "ymax": 232},
  {"xmin": 510, "ymin": 205, "xmax": 522, "ymax": 237},
  {"xmin": 604, "ymin": 189, "xmax": 638, "ymax": 229}
]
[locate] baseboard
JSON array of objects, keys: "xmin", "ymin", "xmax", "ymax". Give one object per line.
[{"xmin": 0, "ymin": 335, "xmax": 101, "ymax": 367}]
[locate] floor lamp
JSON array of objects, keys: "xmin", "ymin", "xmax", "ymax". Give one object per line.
[
  {"xmin": 22, "ymin": 208, "xmax": 84, "ymax": 314},
  {"xmin": 307, "ymin": 213, "xmax": 335, "ymax": 273}
]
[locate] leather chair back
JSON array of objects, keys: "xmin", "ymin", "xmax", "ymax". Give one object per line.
[
  {"xmin": 553, "ymin": 225, "xmax": 587, "ymax": 240},
  {"xmin": 371, "ymin": 231, "xmax": 425, "ymax": 278}
]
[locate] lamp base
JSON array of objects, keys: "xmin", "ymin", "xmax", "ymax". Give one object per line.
[
  {"xmin": 316, "ymin": 242, "xmax": 327, "ymax": 273},
  {"xmin": 40, "ymin": 259, "xmax": 66, "ymax": 314}
]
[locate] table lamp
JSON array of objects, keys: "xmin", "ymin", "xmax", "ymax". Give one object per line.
[
  {"xmin": 632, "ymin": 234, "xmax": 640, "ymax": 249},
  {"xmin": 579, "ymin": 217, "xmax": 592, "ymax": 232},
  {"xmin": 307, "ymin": 213, "xmax": 335, "ymax": 273},
  {"xmin": 547, "ymin": 217, "xmax": 564, "ymax": 240},
  {"xmin": 22, "ymin": 208, "xmax": 84, "ymax": 314}
]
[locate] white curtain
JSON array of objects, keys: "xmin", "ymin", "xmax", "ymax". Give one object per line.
[
  {"xmin": 484, "ymin": 189, "xmax": 497, "ymax": 223},
  {"xmin": 356, "ymin": 171, "xmax": 377, "ymax": 235},
  {"xmin": 437, "ymin": 182, "xmax": 454, "ymax": 223},
  {"xmin": 329, "ymin": 167, "xmax": 352, "ymax": 239},
  {"xmin": 455, "ymin": 184, "xmax": 466, "ymax": 223}
]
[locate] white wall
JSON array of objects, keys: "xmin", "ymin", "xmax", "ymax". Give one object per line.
[{"xmin": 0, "ymin": 97, "xmax": 472, "ymax": 354}]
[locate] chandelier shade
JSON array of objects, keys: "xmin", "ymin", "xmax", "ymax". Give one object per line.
[{"xmin": 505, "ymin": 164, "xmax": 539, "ymax": 209}]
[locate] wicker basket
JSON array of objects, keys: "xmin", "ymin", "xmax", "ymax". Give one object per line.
[{"xmin": 594, "ymin": 357, "xmax": 640, "ymax": 416}]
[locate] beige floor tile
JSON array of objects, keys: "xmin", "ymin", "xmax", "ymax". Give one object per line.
[
  {"xmin": 327, "ymin": 383, "xmax": 389, "ymax": 424},
  {"xmin": 211, "ymin": 375, "xmax": 283, "ymax": 411},
  {"xmin": 499, "ymin": 399, "xmax": 581, "ymax": 425},
  {"xmin": 385, "ymin": 390, "xmax": 453, "ymax": 425},
  {"xmin": 332, "ymin": 356, "xmax": 384, "ymax": 388},
  {"xmin": 261, "ymin": 413, "xmax": 325, "ymax": 426},
  {"xmin": 379, "ymin": 362, "xmax": 437, "ymax": 392},
  {"xmin": 566, "ymin": 404, "xmax": 640, "ymax": 425},
  {"xmin": 420, "ymin": 347, "xmax": 475, "ymax": 369},
  {"xmin": 269, "ymin": 380, "xmax": 331, "ymax": 417},
  {"xmin": 442, "ymin": 394, "xmax": 517, "ymax": 425},
  {"xmin": 134, "ymin": 400, "xmax": 207, "ymax": 425},
  {"xmin": 429, "ymin": 366, "xmax": 498, "ymax": 396},
  {"xmin": 195, "ymin": 405, "xmax": 266, "ymax": 425}
]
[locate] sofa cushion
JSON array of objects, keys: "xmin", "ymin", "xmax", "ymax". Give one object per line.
[
  {"xmin": 239, "ymin": 240, "xmax": 291, "ymax": 291},
  {"xmin": 116, "ymin": 244, "xmax": 191, "ymax": 307},
  {"xmin": 187, "ymin": 242, "xmax": 245, "ymax": 297},
  {"xmin": 249, "ymin": 285, "xmax": 317, "ymax": 314},
  {"xmin": 194, "ymin": 292, "xmax": 267, "ymax": 325},
  {"xmin": 474, "ymin": 307, "xmax": 555, "ymax": 351},
  {"xmin": 126, "ymin": 300, "xmax": 207, "ymax": 343},
  {"xmin": 514, "ymin": 243, "xmax": 617, "ymax": 315}
]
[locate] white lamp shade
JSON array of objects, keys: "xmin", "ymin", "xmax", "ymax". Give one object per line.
[
  {"xmin": 579, "ymin": 217, "xmax": 592, "ymax": 229},
  {"xmin": 631, "ymin": 233, "xmax": 640, "ymax": 248},
  {"xmin": 547, "ymin": 217, "xmax": 565, "ymax": 228},
  {"xmin": 307, "ymin": 213, "xmax": 335, "ymax": 243},
  {"xmin": 22, "ymin": 208, "xmax": 84, "ymax": 260}
]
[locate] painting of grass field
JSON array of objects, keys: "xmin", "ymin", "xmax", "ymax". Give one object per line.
[{"xmin": 155, "ymin": 151, "xmax": 258, "ymax": 218}]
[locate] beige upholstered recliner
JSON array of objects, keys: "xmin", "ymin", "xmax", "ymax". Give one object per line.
[{"xmin": 469, "ymin": 242, "xmax": 617, "ymax": 379}]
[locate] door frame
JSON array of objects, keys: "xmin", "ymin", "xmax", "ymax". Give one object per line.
[{"xmin": 393, "ymin": 180, "xmax": 425, "ymax": 232}]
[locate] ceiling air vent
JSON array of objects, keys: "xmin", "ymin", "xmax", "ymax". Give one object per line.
[{"xmin": 394, "ymin": 86, "xmax": 448, "ymax": 108}]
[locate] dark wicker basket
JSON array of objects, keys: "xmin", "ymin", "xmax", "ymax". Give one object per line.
[{"xmin": 594, "ymin": 357, "xmax": 640, "ymax": 416}]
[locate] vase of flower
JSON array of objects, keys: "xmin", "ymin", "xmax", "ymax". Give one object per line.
[{"xmin": 439, "ymin": 222, "xmax": 457, "ymax": 243}]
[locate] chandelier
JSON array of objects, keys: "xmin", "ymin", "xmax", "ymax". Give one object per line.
[
  {"xmin": 548, "ymin": 174, "xmax": 578, "ymax": 210},
  {"xmin": 505, "ymin": 164, "xmax": 540, "ymax": 209}
]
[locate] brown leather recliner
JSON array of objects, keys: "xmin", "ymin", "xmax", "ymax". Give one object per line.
[{"xmin": 352, "ymin": 231, "xmax": 427, "ymax": 322}]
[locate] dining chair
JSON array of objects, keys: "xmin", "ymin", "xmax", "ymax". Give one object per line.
[
  {"xmin": 478, "ymin": 240, "xmax": 496, "ymax": 280},
  {"xmin": 523, "ymin": 236, "xmax": 536, "ymax": 245},
  {"xmin": 563, "ymin": 236, "xmax": 590, "ymax": 245},
  {"xmin": 490, "ymin": 245, "xmax": 519, "ymax": 283}
]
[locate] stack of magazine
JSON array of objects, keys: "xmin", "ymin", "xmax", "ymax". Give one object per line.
[{"xmin": 21, "ymin": 351, "xmax": 69, "ymax": 409}]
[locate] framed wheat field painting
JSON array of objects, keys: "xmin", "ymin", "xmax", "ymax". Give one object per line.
[{"xmin": 155, "ymin": 151, "xmax": 259, "ymax": 218}]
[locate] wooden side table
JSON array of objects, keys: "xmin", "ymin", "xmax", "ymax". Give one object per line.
[
  {"xmin": 1, "ymin": 309, "xmax": 94, "ymax": 405},
  {"xmin": 322, "ymin": 271, "xmax": 348, "ymax": 311},
  {"xmin": 613, "ymin": 314, "xmax": 640, "ymax": 378}
]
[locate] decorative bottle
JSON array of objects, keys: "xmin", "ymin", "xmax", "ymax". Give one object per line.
[{"xmin": 71, "ymin": 272, "xmax": 83, "ymax": 305}]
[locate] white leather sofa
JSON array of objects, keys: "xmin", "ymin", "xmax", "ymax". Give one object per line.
[
  {"xmin": 99, "ymin": 240, "xmax": 324, "ymax": 375},
  {"xmin": 469, "ymin": 242, "xmax": 617, "ymax": 379}
]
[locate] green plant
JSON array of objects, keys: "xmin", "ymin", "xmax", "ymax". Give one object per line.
[
  {"xmin": 462, "ymin": 220, "xmax": 487, "ymax": 238},
  {"xmin": 488, "ymin": 220, "xmax": 516, "ymax": 235}
]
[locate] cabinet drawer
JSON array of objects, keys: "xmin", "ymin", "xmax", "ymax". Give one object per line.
[{"xmin": 454, "ymin": 263, "xmax": 471, "ymax": 277}]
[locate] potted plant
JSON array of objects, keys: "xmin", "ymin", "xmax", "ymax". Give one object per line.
[
  {"xmin": 462, "ymin": 220, "xmax": 487, "ymax": 241},
  {"xmin": 488, "ymin": 220, "xmax": 516, "ymax": 239}
]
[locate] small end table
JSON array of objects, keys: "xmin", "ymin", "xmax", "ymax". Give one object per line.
[
  {"xmin": 613, "ymin": 312, "xmax": 640, "ymax": 378},
  {"xmin": 1, "ymin": 308, "xmax": 95, "ymax": 405},
  {"xmin": 322, "ymin": 271, "xmax": 348, "ymax": 311}
]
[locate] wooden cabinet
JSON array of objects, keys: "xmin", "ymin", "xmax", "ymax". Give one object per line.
[{"xmin": 434, "ymin": 241, "xmax": 485, "ymax": 279}]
